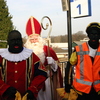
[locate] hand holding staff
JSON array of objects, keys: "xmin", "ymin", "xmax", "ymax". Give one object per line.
[{"xmin": 41, "ymin": 16, "xmax": 54, "ymax": 100}]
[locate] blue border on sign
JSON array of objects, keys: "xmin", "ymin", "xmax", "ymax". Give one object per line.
[
  {"xmin": 88, "ymin": 0, "xmax": 92, "ymax": 16},
  {"xmin": 70, "ymin": 0, "xmax": 74, "ymax": 2}
]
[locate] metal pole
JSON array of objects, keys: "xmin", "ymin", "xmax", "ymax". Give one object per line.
[
  {"xmin": 67, "ymin": 0, "xmax": 72, "ymax": 59},
  {"xmin": 64, "ymin": 0, "xmax": 72, "ymax": 96}
]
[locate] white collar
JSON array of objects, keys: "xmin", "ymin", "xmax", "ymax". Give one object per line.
[
  {"xmin": 87, "ymin": 42, "xmax": 97, "ymax": 58},
  {"xmin": 0, "ymin": 48, "xmax": 33, "ymax": 62}
]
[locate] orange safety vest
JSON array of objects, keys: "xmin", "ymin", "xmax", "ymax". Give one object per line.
[{"xmin": 72, "ymin": 42, "xmax": 100, "ymax": 93}]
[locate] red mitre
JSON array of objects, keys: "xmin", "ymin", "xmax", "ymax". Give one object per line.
[{"xmin": 26, "ymin": 16, "xmax": 41, "ymax": 36}]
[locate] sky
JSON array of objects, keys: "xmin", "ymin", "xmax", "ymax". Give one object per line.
[{"xmin": 6, "ymin": 0, "xmax": 100, "ymax": 38}]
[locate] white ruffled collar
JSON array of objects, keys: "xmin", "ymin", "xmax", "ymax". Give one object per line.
[{"xmin": 0, "ymin": 48, "xmax": 33, "ymax": 62}]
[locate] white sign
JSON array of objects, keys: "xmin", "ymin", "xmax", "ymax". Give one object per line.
[{"xmin": 70, "ymin": 0, "xmax": 91, "ymax": 18}]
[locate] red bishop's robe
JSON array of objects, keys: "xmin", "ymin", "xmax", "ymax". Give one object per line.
[
  {"xmin": 0, "ymin": 48, "xmax": 47, "ymax": 100},
  {"xmin": 43, "ymin": 45, "xmax": 63, "ymax": 100},
  {"xmin": 43, "ymin": 45, "xmax": 63, "ymax": 86}
]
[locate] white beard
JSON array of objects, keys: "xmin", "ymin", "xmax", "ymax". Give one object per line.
[{"xmin": 25, "ymin": 40, "xmax": 45, "ymax": 64}]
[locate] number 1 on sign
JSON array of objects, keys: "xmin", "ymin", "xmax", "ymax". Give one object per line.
[{"xmin": 77, "ymin": 4, "xmax": 81, "ymax": 15}]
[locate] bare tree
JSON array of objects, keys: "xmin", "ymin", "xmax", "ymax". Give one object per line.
[
  {"xmin": 72, "ymin": 31, "xmax": 87, "ymax": 41},
  {"xmin": 50, "ymin": 31, "xmax": 87, "ymax": 43}
]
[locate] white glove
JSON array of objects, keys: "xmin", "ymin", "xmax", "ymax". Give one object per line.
[
  {"xmin": 46, "ymin": 57, "xmax": 55, "ymax": 65},
  {"xmin": 46, "ymin": 57, "xmax": 58, "ymax": 72}
]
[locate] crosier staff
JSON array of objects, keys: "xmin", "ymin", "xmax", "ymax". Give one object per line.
[{"xmin": 41, "ymin": 16, "xmax": 53, "ymax": 100}]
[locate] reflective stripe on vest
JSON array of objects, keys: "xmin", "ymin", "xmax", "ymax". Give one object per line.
[
  {"xmin": 77, "ymin": 46, "xmax": 89, "ymax": 81},
  {"xmin": 76, "ymin": 78, "xmax": 92, "ymax": 86},
  {"xmin": 94, "ymin": 80, "xmax": 100, "ymax": 85}
]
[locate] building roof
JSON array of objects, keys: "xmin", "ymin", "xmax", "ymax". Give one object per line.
[{"xmin": 50, "ymin": 43, "xmax": 68, "ymax": 48}]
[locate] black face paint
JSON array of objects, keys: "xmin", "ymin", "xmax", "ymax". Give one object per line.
[
  {"xmin": 88, "ymin": 30, "xmax": 100, "ymax": 41},
  {"xmin": 88, "ymin": 29, "xmax": 100, "ymax": 49},
  {"xmin": 7, "ymin": 30, "xmax": 23, "ymax": 53}
]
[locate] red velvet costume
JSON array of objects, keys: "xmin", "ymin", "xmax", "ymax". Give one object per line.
[{"xmin": 0, "ymin": 48, "xmax": 47, "ymax": 100}]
